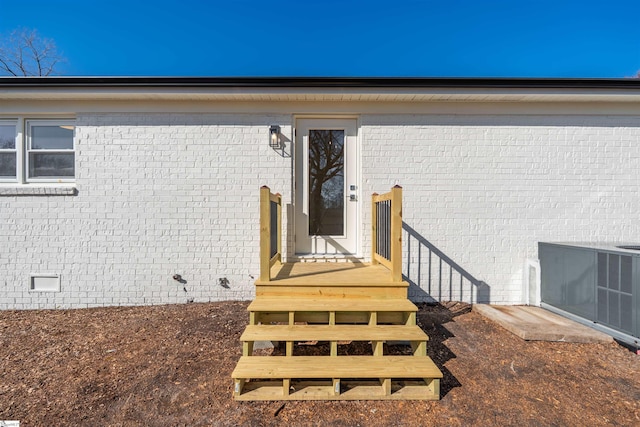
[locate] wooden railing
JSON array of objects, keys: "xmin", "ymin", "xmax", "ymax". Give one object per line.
[
  {"xmin": 371, "ymin": 185, "xmax": 403, "ymax": 282},
  {"xmin": 259, "ymin": 186, "xmax": 282, "ymax": 282}
]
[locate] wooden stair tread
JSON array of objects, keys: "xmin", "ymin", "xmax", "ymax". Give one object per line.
[
  {"xmin": 257, "ymin": 262, "xmax": 406, "ymax": 287},
  {"xmin": 248, "ymin": 298, "xmax": 418, "ymax": 312},
  {"xmin": 241, "ymin": 325, "xmax": 428, "ymax": 342},
  {"xmin": 256, "ymin": 280, "xmax": 408, "ymax": 288},
  {"xmin": 232, "ymin": 356, "xmax": 443, "ymax": 379}
]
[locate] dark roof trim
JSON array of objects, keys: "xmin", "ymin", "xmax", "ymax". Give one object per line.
[{"xmin": 1, "ymin": 76, "xmax": 640, "ymax": 90}]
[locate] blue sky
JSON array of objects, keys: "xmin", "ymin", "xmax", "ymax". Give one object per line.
[{"xmin": 1, "ymin": 0, "xmax": 639, "ymax": 77}]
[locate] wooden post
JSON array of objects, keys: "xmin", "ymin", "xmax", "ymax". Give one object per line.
[
  {"xmin": 371, "ymin": 192, "xmax": 378, "ymax": 265},
  {"xmin": 426, "ymin": 378, "xmax": 440, "ymax": 399},
  {"xmin": 390, "ymin": 185, "xmax": 402, "ymax": 282},
  {"xmin": 242, "ymin": 341, "xmax": 254, "ymax": 356},
  {"xmin": 234, "ymin": 379, "xmax": 245, "ymax": 397},
  {"xmin": 283, "ymin": 378, "xmax": 291, "ymax": 397},
  {"xmin": 381, "ymin": 378, "xmax": 391, "ymax": 396},
  {"xmin": 332, "ymin": 378, "xmax": 340, "ymax": 396},
  {"xmin": 259, "ymin": 186, "xmax": 271, "ymax": 282},
  {"xmin": 372, "ymin": 341, "xmax": 384, "ymax": 356},
  {"xmin": 368, "ymin": 311, "xmax": 377, "ymax": 326},
  {"xmin": 275, "ymin": 193, "xmax": 282, "ymax": 264}
]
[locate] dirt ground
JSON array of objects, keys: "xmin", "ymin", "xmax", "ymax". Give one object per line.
[{"xmin": 0, "ymin": 301, "xmax": 638, "ymax": 426}]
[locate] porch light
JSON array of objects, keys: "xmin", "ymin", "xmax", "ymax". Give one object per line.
[{"xmin": 269, "ymin": 125, "xmax": 280, "ymax": 148}]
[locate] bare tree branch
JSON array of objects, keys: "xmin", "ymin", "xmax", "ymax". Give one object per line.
[{"xmin": 0, "ymin": 28, "xmax": 64, "ymax": 76}]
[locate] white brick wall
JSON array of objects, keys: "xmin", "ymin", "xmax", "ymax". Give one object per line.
[
  {"xmin": 1, "ymin": 113, "xmax": 292, "ymax": 309},
  {"xmin": 2, "ymin": 111, "xmax": 640, "ymax": 308},
  {"xmin": 361, "ymin": 114, "xmax": 640, "ymax": 304}
]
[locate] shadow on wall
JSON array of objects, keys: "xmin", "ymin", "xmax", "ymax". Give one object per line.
[
  {"xmin": 272, "ymin": 132, "xmax": 292, "ymax": 158},
  {"xmin": 403, "ymin": 222, "xmax": 491, "ymax": 304}
]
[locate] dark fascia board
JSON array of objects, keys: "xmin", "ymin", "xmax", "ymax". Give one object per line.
[{"xmin": 1, "ymin": 76, "xmax": 640, "ymax": 90}]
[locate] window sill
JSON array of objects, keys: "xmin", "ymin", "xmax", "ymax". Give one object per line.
[{"xmin": 0, "ymin": 185, "xmax": 77, "ymax": 196}]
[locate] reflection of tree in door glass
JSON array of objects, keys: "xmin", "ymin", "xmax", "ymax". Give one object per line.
[{"xmin": 308, "ymin": 130, "xmax": 344, "ymax": 236}]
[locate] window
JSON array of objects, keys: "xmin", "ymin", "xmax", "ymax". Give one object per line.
[
  {"xmin": 27, "ymin": 120, "xmax": 75, "ymax": 181},
  {"xmin": 0, "ymin": 119, "xmax": 76, "ymax": 184},
  {"xmin": 0, "ymin": 120, "xmax": 17, "ymax": 181},
  {"xmin": 0, "ymin": 118, "xmax": 76, "ymax": 195}
]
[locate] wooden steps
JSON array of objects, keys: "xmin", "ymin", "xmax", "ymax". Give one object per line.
[
  {"xmin": 232, "ymin": 356, "xmax": 442, "ymax": 401},
  {"xmin": 241, "ymin": 324, "xmax": 428, "ymax": 343},
  {"xmin": 235, "ymin": 186, "xmax": 443, "ymax": 400},
  {"xmin": 241, "ymin": 324, "xmax": 429, "ymax": 357},
  {"xmin": 248, "ymin": 297, "xmax": 418, "ymax": 312},
  {"xmin": 248, "ymin": 297, "xmax": 418, "ymax": 325},
  {"xmin": 234, "ymin": 356, "xmax": 442, "ymax": 379},
  {"xmin": 233, "ymin": 289, "xmax": 443, "ymax": 400}
]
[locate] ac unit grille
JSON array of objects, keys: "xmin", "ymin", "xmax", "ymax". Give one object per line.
[{"xmin": 597, "ymin": 253, "xmax": 634, "ymax": 334}]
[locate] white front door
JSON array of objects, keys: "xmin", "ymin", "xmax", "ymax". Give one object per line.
[{"xmin": 294, "ymin": 118, "xmax": 358, "ymax": 255}]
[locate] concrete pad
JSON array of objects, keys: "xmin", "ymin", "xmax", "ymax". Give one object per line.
[{"xmin": 473, "ymin": 305, "xmax": 613, "ymax": 344}]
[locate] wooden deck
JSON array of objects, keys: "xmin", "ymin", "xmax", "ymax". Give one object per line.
[
  {"xmin": 255, "ymin": 262, "xmax": 409, "ymax": 299},
  {"xmin": 261, "ymin": 262, "xmax": 399, "ymax": 285},
  {"xmin": 232, "ymin": 186, "xmax": 442, "ymax": 401}
]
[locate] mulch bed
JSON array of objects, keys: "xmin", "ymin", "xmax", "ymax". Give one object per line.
[{"xmin": 0, "ymin": 301, "xmax": 638, "ymax": 426}]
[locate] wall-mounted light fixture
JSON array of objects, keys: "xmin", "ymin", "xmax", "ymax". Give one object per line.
[{"xmin": 269, "ymin": 125, "xmax": 280, "ymax": 148}]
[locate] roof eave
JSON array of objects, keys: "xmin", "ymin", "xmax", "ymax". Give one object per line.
[
  {"xmin": 1, "ymin": 76, "xmax": 640, "ymax": 90},
  {"xmin": 1, "ymin": 77, "xmax": 640, "ymax": 103}
]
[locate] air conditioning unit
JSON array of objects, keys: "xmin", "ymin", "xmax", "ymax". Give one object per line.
[{"xmin": 539, "ymin": 242, "xmax": 639, "ymax": 348}]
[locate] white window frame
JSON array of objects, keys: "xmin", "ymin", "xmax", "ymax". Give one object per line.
[
  {"xmin": 0, "ymin": 119, "xmax": 18, "ymax": 183},
  {"xmin": 25, "ymin": 119, "xmax": 76, "ymax": 183}
]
